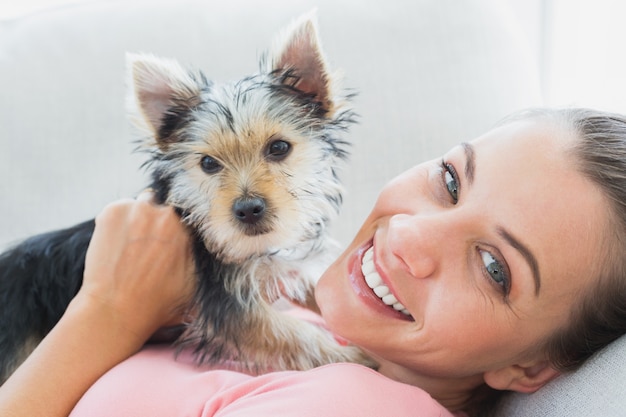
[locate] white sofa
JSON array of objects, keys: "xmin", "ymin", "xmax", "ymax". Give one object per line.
[{"xmin": 1, "ymin": 0, "xmax": 624, "ymax": 415}]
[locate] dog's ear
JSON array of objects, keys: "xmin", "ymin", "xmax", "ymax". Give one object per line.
[
  {"xmin": 126, "ymin": 53, "xmax": 201, "ymax": 146},
  {"xmin": 270, "ymin": 12, "xmax": 335, "ymax": 114}
]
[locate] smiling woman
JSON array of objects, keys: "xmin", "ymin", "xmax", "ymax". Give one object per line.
[
  {"xmin": 1, "ymin": 108, "xmax": 626, "ymax": 417},
  {"xmin": 315, "ymin": 108, "xmax": 619, "ymax": 412}
]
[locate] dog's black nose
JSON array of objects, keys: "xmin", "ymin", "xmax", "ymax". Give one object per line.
[{"xmin": 232, "ymin": 197, "xmax": 266, "ymax": 225}]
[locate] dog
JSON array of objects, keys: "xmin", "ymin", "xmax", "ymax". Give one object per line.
[{"xmin": 0, "ymin": 14, "xmax": 370, "ymax": 384}]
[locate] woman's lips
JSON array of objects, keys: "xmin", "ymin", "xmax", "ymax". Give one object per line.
[{"xmin": 348, "ymin": 242, "xmax": 414, "ymax": 321}]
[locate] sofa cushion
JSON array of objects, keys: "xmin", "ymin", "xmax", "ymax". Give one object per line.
[{"xmin": 496, "ymin": 333, "xmax": 626, "ymax": 416}]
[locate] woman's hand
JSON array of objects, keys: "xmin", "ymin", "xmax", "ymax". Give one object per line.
[
  {"xmin": 0, "ymin": 191, "xmax": 195, "ymax": 417},
  {"xmin": 78, "ymin": 189, "xmax": 196, "ymax": 343}
]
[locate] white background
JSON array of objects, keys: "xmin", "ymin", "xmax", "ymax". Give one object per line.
[{"xmin": 1, "ymin": 0, "xmax": 626, "ymax": 113}]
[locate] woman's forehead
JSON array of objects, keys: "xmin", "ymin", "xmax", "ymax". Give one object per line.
[{"xmin": 472, "ymin": 118, "xmax": 575, "ymax": 156}]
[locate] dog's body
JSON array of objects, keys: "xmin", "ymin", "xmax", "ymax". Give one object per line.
[{"xmin": 0, "ymin": 15, "xmax": 368, "ymax": 384}]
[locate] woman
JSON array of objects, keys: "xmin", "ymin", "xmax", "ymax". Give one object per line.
[{"xmin": 1, "ymin": 107, "xmax": 625, "ymax": 416}]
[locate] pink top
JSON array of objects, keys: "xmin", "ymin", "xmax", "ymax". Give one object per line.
[
  {"xmin": 70, "ymin": 345, "xmax": 459, "ymax": 417},
  {"xmin": 71, "ymin": 308, "xmax": 463, "ymax": 416}
]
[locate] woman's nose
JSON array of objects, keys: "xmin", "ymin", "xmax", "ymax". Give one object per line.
[{"xmin": 386, "ymin": 213, "xmax": 445, "ymax": 280}]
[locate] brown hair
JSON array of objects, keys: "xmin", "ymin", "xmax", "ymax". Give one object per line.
[{"xmin": 512, "ymin": 108, "xmax": 626, "ymax": 371}]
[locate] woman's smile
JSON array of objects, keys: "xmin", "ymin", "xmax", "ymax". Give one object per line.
[{"xmin": 349, "ymin": 241, "xmax": 415, "ymax": 322}]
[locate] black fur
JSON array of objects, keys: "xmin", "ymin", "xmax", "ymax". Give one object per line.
[
  {"xmin": 0, "ymin": 220, "xmax": 93, "ymax": 378},
  {"xmin": 148, "ymin": 170, "xmax": 247, "ymax": 362}
]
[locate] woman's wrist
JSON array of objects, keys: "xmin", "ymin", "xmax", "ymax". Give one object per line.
[
  {"xmin": 66, "ymin": 290, "xmax": 159, "ymax": 352},
  {"xmin": 0, "ymin": 290, "xmax": 149, "ymax": 417}
]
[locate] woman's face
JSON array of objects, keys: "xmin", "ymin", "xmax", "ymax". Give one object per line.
[{"xmin": 316, "ymin": 119, "xmax": 609, "ymax": 393}]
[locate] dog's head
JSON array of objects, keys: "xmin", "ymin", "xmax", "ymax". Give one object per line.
[{"xmin": 126, "ymin": 14, "xmax": 355, "ymax": 264}]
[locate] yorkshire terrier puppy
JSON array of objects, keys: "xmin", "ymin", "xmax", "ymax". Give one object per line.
[{"xmin": 0, "ymin": 14, "xmax": 369, "ymax": 384}]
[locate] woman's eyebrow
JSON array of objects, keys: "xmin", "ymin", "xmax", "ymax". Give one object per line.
[
  {"xmin": 497, "ymin": 226, "xmax": 541, "ymax": 296},
  {"xmin": 461, "ymin": 142, "xmax": 475, "ymax": 185},
  {"xmin": 461, "ymin": 141, "xmax": 540, "ymax": 294}
]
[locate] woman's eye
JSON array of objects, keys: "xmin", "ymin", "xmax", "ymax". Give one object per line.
[
  {"xmin": 480, "ymin": 250, "xmax": 510, "ymax": 294},
  {"xmin": 441, "ymin": 161, "xmax": 459, "ymax": 203}
]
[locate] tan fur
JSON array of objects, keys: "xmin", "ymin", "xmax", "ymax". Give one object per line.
[
  {"xmin": 243, "ymin": 302, "xmax": 374, "ymax": 371},
  {"xmin": 171, "ymin": 115, "xmax": 334, "ymax": 263}
]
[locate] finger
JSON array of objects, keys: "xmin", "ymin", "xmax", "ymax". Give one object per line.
[{"xmin": 136, "ymin": 188, "xmax": 156, "ymax": 203}]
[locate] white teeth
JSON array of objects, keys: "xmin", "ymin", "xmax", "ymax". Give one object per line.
[
  {"xmin": 362, "ymin": 259, "xmax": 376, "ymax": 276},
  {"xmin": 363, "ymin": 247, "xmax": 374, "ymax": 262},
  {"xmin": 373, "ymin": 285, "xmax": 390, "ymax": 297},
  {"xmin": 361, "ymin": 247, "xmax": 412, "ymax": 317},
  {"xmin": 364, "ymin": 268, "xmax": 383, "ymax": 288},
  {"xmin": 382, "ymin": 294, "xmax": 398, "ymax": 305}
]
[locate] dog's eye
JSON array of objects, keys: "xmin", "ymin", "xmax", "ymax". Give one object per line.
[
  {"xmin": 265, "ymin": 139, "xmax": 291, "ymax": 161},
  {"xmin": 200, "ymin": 155, "xmax": 223, "ymax": 174}
]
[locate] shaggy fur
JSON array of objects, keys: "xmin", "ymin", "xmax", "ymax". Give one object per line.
[{"xmin": 0, "ymin": 14, "xmax": 369, "ymax": 384}]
